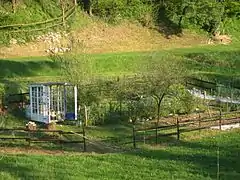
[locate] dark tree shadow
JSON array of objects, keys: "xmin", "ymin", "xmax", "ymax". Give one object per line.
[
  {"xmin": 0, "ymin": 59, "xmax": 57, "ymax": 78},
  {"xmin": 0, "ymin": 159, "xmax": 33, "ymax": 179},
  {"xmin": 155, "ymin": 6, "xmax": 182, "ymax": 39},
  {"xmin": 0, "ymin": 58, "xmax": 58, "ymax": 121}
]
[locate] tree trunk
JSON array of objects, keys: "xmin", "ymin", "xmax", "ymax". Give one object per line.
[
  {"xmin": 74, "ymin": 0, "xmax": 77, "ymax": 6},
  {"xmin": 157, "ymin": 101, "xmax": 161, "ymax": 125},
  {"xmin": 155, "ymin": 93, "xmax": 165, "ymax": 126},
  {"xmin": 83, "ymin": 0, "xmax": 93, "ymax": 16},
  {"xmin": 155, "ymin": 101, "xmax": 161, "ymax": 145},
  {"xmin": 178, "ymin": 6, "xmax": 187, "ymax": 28},
  {"xmin": 154, "ymin": 93, "xmax": 165, "ymax": 145},
  {"xmin": 12, "ymin": 0, "xmax": 16, "ymax": 13}
]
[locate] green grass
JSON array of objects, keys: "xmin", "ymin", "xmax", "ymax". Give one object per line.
[
  {"xmin": 0, "ymin": 129, "xmax": 239, "ymax": 180},
  {"xmin": 0, "ymin": 43, "xmax": 239, "ymax": 94},
  {"xmin": 0, "ymin": 0, "xmax": 64, "ymax": 45}
]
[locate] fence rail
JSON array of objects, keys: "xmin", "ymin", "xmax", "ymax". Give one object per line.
[
  {"xmin": 0, "ymin": 5, "xmax": 76, "ymax": 32},
  {"xmin": 0, "ymin": 127, "xmax": 86, "ymax": 151},
  {"xmin": 133, "ymin": 110, "xmax": 240, "ymax": 148}
]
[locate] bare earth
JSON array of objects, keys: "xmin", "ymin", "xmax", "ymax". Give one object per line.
[
  {"xmin": 0, "ymin": 147, "xmax": 67, "ymax": 155},
  {"xmin": 0, "ymin": 22, "xmax": 207, "ymax": 59}
]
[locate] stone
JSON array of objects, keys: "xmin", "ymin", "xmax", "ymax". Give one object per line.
[{"xmin": 9, "ymin": 38, "xmax": 18, "ymax": 45}]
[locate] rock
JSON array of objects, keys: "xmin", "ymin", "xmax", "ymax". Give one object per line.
[
  {"xmin": 9, "ymin": 38, "xmax": 18, "ymax": 45},
  {"xmin": 18, "ymin": 39, "xmax": 26, "ymax": 44}
]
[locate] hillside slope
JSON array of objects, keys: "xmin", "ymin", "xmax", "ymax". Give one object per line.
[{"xmin": 0, "ymin": 21, "xmax": 208, "ymax": 58}]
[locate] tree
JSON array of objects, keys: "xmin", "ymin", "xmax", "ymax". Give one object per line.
[
  {"xmin": 154, "ymin": 0, "xmax": 227, "ymax": 35},
  {"xmin": 139, "ymin": 54, "xmax": 187, "ymax": 128}
]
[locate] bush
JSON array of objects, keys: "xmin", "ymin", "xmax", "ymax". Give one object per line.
[{"xmin": 92, "ymin": 0, "xmax": 153, "ymax": 25}]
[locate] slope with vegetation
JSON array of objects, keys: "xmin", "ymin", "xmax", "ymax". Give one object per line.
[{"xmin": 0, "ymin": 0, "xmax": 239, "ymax": 48}]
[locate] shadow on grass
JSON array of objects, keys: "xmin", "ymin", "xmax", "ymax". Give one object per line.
[
  {"xmin": 0, "ymin": 58, "xmax": 57, "ymax": 78},
  {"xmin": 185, "ymin": 50, "xmax": 240, "ymax": 89},
  {"xmin": 0, "ymin": 159, "xmax": 33, "ymax": 179},
  {"xmin": 131, "ymin": 131, "xmax": 240, "ymax": 179}
]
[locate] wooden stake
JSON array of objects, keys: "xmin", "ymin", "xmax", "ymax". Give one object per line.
[
  {"xmin": 198, "ymin": 113, "xmax": 201, "ymax": 133},
  {"xmin": 143, "ymin": 119, "xmax": 146, "ymax": 144},
  {"xmin": 82, "ymin": 125, "xmax": 86, "ymax": 152},
  {"xmin": 132, "ymin": 122, "xmax": 136, "ymax": 149},
  {"xmin": 12, "ymin": 0, "xmax": 16, "ymax": 13},
  {"xmin": 84, "ymin": 105, "xmax": 88, "ymax": 127},
  {"xmin": 176, "ymin": 117, "xmax": 180, "ymax": 140},
  {"xmin": 155, "ymin": 122, "xmax": 158, "ymax": 145},
  {"xmin": 61, "ymin": 0, "xmax": 66, "ymax": 27},
  {"xmin": 74, "ymin": 0, "xmax": 77, "ymax": 6},
  {"xmin": 219, "ymin": 109, "xmax": 222, "ymax": 131}
]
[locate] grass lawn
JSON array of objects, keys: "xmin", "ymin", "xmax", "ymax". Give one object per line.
[
  {"xmin": 0, "ymin": 44, "xmax": 239, "ymax": 90},
  {"xmin": 0, "ymin": 129, "xmax": 239, "ymax": 180}
]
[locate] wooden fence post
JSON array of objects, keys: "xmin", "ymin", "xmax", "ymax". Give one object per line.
[
  {"xmin": 198, "ymin": 113, "xmax": 201, "ymax": 133},
  {"xmin": 84, "ymin": 105, "xmax": 88, "ymax": 127},
  {"xmin": 143, "ymin": 120, "xmax": 146, "ymax": 144},
  {"xmin": 12, "ymin": 0, "xmax": 16, "ymax": 13},
  {"xmin": 82, "ymin": 124, "xmax": 86, "ymax": 152},
  {"xmin": 176, "ymin": 117, "xmax": 180, "ymax": 140},
  {"xmin": 61, "ymin": 0, "xmax": 66, "ymax": 27},
  {"xmin": 27, "ymin": 130, "xmax": 31, "ymax": 146},
  {"xmin": 74, "ymin": 0, "xmax": 77, "ymax": 6},
  {"xmin": 59, "ymin": 131, "xmax": 63, "ymax": 149},
  {"xmin": 132, "ymin": 122, "xmax": 136, "ymax": 149},
  {"xmin": 219, "ymin": 109, "xmax": 222, "ymax": 131},
  {"xmin": 155, "ymin": 122, "xmax": 158, "ymax": 145}
]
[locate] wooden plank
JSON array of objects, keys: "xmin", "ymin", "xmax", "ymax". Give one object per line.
[
  {"xmin": 180, "ymin": 126, "xmax": 209, "ymax": 133},
  {"xmin": 30, "ymin": 139, "xmax": 84, "ymax": 144},
  {"xmin": 136, "ymin": 124, "xmax": 176, "ymax": 132},
  {"xmin": 0, "ymin": 137, "xmax": 28, "ymax": 140},
  {"xmin": 0, "ymin": 128, "xmax": 25, "ymax": 131},
  {"xmin": 61, "ymin": 140, "xmax": 84, "ymax": 144},
  {"xmin": 0, "ymin": 6, "xmax": 75, "ymax": 29},
  {"xmin": 61, "ymin": 131, "xmax": 83, "ymax": 134}
]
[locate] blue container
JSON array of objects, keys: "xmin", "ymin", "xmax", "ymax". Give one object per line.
[{"xmin": 65, "ymin": 112, "xmax": 75, "ymax": 120}]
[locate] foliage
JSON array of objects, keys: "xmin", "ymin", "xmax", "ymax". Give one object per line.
[
  {"xmin": 153, "ymin": 0, "xmax": 240, "ymax": 35},
  {"xmin": 0, "ymin": 0, "xmax": 240, "ymax": 45},
  {"xmin": 0, "ymin": 0, "xmax": 75, "ymax": 45},
  {"xmin": 0, "ymin": 83, "xmax": 5, "ymax": 96},
  {"xmin": 163, "ymin": 84, "xmax": 196, "ymax": 115},
  {"xmin": 91, "ymin": 0, "xmax": 153, "ymax": 24}
]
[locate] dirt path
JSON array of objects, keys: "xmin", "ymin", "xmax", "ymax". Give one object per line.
[
  {"xmin": 0, "ymin": 140, "xmax": 124, "ymax": 156},
  {"xmin": 0, "ymin": 147, "xmax": 68, "ymax": 155}
]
